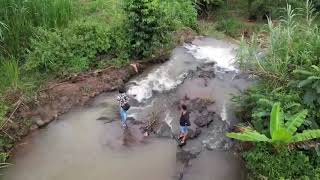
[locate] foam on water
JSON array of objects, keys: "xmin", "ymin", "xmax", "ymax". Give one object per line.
[
  {"xmin": 184, "ymin": 44, "xmax": 237, "ymax": 72},
  {"xmin": 128, "ymin": 41, "xmax": 239, "ymax": 103},
  {"xmin": 127, "ymin": 58, "xmax": 186, "ymax": 102}
]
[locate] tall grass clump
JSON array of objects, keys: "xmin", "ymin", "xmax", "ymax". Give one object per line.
[
  {"xmin": 237, "ymin": 1, "xmax": 320, "ymax": 85},
  {"xmin": 0, "ymin": 0, "xmax": 73, "ymax": 58},
  {"xmin": 0, "ymin": 60, "xmax": 20, "ymax": 91}
]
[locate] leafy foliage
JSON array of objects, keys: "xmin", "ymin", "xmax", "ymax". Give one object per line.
[
  {"xmin": 292, "ymin": 65, "xmax": 320, "ymax": 107},
  {"xmin": 243, "ymin": 143, "xmax": 320, "ymax": 179},
  {"xmin": 236, "ymin": 1, "xmax": 320, "ymax": 129},
  {"xmin": 227, "ymin": 103, "xmax": 320, "ymax": 144},
  {"xmin": 123, "ymin": 0, "xmax": 169, "ymax": 58},
  {"xmin": 25, "ymin": 20, "xmax": 113, "ymax": 75},
  {"xmin": 215, "ymin": 18, "xmax": 243, "ymax": 38},
  {"xmin": 194, "ymin": 0, "xmax": 225, "ymax": 16}
]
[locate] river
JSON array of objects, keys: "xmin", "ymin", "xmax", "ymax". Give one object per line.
[{"xmin": 2, "ymin": 37, "xmax": 250, "ymax": 180}]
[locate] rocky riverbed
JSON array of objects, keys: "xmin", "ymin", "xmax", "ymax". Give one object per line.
[{"xmin": 3, "ymin": 37, "xmax": 252, "ymax": 180}]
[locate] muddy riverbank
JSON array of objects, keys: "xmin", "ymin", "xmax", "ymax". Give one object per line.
[{"xmin": 3, "ymin": 37, "xmax": 252, "ymax": 180}]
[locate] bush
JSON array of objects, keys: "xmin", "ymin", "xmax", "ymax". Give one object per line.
[
  {"xmin": 124, "ymin": 0, "xmax": 173, "ymax": 58},
  {"xmin": 25, "ymin": 20, "xmax": 113, "ymax": 75},
  {"xmin": 243, "ymin": 143, "xmax": 320, "ymax": 179},
  {"xmin": 160, "ymin": 0, "xmax": 198, "ymax": 30},
  {"xmin": 195, "ymin": 0, "xmax": 225, "ymax": 16},
  {"xmin": 216, "ymin": 18, "xmax": 243, "ymax": 37}
]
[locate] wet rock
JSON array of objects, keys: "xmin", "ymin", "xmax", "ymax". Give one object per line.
[
  {"xmin": 193, "ymin": 112, "xmax": 215, "ymax": 127},
  {"xmin": 155, "ymin": 121, "xmax": 173, "ymax": 138},
  {"xmin": 213, "ymin": 113, "xmax": 222, "ymax": 121},
  {"xmin": 127, "ymin": 117, "xmax": 145, "ymax": 125},
  {"xmin": 96, "ymin": 116, "xmax": 115, "ymax": 124},
  {"xmin": 203, "ymin": 138, "xmax": 230, "ymax": 151},
  {"xmin": 187, "ymin": 128, "xmax": 201, "ymax": 139}
]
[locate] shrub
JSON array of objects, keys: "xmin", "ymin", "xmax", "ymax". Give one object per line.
[
  {"xmin": 124, "ymin": 0, "xmax": 178, "ymax": 58},
  {"xmin": 25, "ymin": 20, "xmax": 112, "ymax": 75},
  {"xmin": 195, "ymin": 0, "xmax": 225, "ymax": 16},
  {"xmin": 215, "ymin": 18, "xmax": 243, "ymax": 37},
  {"xmin": 160, "ymin": 0, "xmax": 198, "ymax": 30},
  {"xmin": 243, "ymin": 143, "xmax": 320, "ymax": 179}
]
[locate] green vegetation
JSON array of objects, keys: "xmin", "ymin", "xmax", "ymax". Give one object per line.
[
  {"xmin": 227, "ymin": 103, "xmax": 320, "ymax": 144},
  {"xmin": 228, "ymin": 1, "xmax": 320, "ymax": 179},
  {"xmin": 0, "ymin": 0, "xmax": 73, "ymax": 57},
  {"xmin": 243, "ymin": 143, "xmax": 320, "ymax": 179},
  {"xmin": 0, "ymin": 0, "xmax": 197, "ymax": 167},
  {"xmin": 1, "ymin": 0, "xmax": 320, "ymax": 178}
]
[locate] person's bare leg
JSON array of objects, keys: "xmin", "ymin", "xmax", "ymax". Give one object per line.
[{"xmin": 181, "ymin": 133, "xmax": 187, "ymax": 143}]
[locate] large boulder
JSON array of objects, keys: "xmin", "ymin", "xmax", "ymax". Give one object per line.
[
  {"xmin": 193, "ymin": 112, "xmax": 215, "ymax": 127},
  {"xmin": 187, "ymin": 127, "xmax": 201, "ymax": 139}
]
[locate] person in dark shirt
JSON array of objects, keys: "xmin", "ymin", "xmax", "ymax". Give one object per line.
[{"xmin": 179, "ymin": 104, "xmax": 190, "ymax": 144}]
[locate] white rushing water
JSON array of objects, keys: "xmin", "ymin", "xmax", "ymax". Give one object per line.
[
  {"xmin": 127, "ymin": 59, "xmax": 186, "ymax": 102},
  {"xmin": 184, "ymin": 44, "xmax": 238, "ymax": 72},
  {"xmin": 128, "ymin": 40, "xmax": 238, "ymax": 103}
]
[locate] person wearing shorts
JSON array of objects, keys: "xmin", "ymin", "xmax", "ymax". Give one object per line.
[{"xmin": 179, "ymin": 104, "xmax": 190, "ymax": 144}]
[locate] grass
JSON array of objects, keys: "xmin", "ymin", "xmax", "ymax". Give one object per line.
[
  {"xmin": 0, "ymin": 60, "xmax": 20, "ymax": 91},
  {"xmin": 0, "ymin": 0, "xmax": 73, "ymax": 57},
  {"xmin": 198, "ymin": 20, "xmax": 225, "ymax": 39}
]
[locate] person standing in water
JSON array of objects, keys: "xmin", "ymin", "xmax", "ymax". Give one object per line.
[
  {"xmin": 179, "ymin": 104, "xmax": 190, "ymax": 144},
  {"xmin": 117, "ymin": 86, "xmax": 130, "ymax": 129}
]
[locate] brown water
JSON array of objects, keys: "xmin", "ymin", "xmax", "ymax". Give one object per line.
[
  {"xmin": 3, "ymin": 37, "xmax": 250, "ymax": 180},
  {"xmin": 3, "ymin": 94, "xmax": 177, "ymax": 180}
]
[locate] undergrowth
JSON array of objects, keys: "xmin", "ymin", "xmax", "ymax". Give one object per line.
[{"xmin": 232, "ymin": 1, "xmax": 320, "ymax": 179}]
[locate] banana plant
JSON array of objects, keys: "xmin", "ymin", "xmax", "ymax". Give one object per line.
[{"xmin": 226, "ymin": 103, "xmax": 320, "ymax": 144}]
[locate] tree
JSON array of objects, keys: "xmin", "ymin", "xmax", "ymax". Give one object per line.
[
  {"xmin": 226, "ymin": 103, "xmax": 320, "ymax": 144},
  {"xmin": 123, "ymin": 0, "xmax": 171, "ymax": 58},
  {"xmin": 194, "ymin": 0, "xmax": 224, "ymax": 17}
]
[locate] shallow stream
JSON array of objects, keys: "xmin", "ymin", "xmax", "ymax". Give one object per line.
[{"xmin": 3, "ymin": 37, "xmax": 251, "ymax": 180}]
